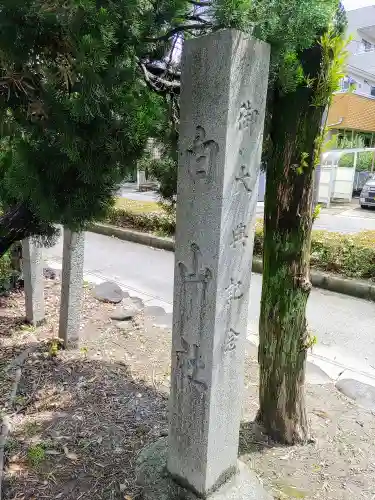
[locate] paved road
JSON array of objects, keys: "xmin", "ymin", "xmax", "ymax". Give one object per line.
[
  {"xmin": 119, "ymin": 184, "xmax": 375, "ymax": 233},
  {"xmin": 315, "ymin": 206, "xmax": 375, "ymax": 233},
  {"xmin": 45, "ymin": 231, "xmax": 375, "ymax": 379}
]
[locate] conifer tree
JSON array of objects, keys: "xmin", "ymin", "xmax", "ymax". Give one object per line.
[{"xmin": 0, "ymin": 0, "xmax": 176, "ymax": 255}]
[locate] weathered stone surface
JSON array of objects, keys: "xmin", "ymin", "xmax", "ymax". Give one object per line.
[
  {"xmin": 22, "ymin": 238, "xmax": 45, "ymax": 326},
  {"xmin": 336, "ymin": 378, "xmax": 375, "ymax": 410},
  {"xmin": 110, "ymin": 297, "xmax": 143, "ymax": 320},
  {"xmin": 144, "ymin": 305, "xmax": 167, "ymax": 317},
  {"xmin": 93, "ymin": 281, "xmax": 124, "ymax": 303},
  {"xmin": 129, "ymin": 296, "xmax": 144, "ymax": 310},
  {"xmin": 168, "ymin": 30, "xmax": 270, "ymax": 496},
  {"xmin": 110, "ymin": 307, "xmax": 137, "ymax": 321},
  {"xmin": 59, "ymin": 229, "xmax": 85, "ymax": 347},
  {"xmin": 136, "ymin": 439, "xmax": 272, "ymax": 500}
]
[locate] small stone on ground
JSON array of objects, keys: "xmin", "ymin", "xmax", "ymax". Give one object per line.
[
  {"xmin": 93, "ymin": 281, "xmax": 125, "ymax": 303},
  {"xmin": 129, "ymin": 296, "xmax": 144, "ymax": 310},
  {"xmin": 111, "ymin": 307, "xmax": 138, "ymax": 321},
  {"xmin": 144, "ymin": 306, "xmax": 167, "ymax": 317}
]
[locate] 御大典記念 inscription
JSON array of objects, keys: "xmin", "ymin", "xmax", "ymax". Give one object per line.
[
  {"xmin": 225, "ymin": 278, "xmax": 244, "ymax": 304},
  {"xmin": 236, "ymin": 165, "xmax": 253, "ymax": 193},
  {"xmin": 224, "ymin": 328, "xmax": 240, "ymax": 352},
  {"xmin": 230, "ymin": 223, "xmax": 248, "ymax": 248},
  {"xmin": 238, "ymin": 100, "xmax": 259, "ymax": 131}
]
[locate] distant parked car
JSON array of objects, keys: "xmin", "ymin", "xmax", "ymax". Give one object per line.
[{"xmin": 360, "ymin": 176, "xmax": 375, "ymax": 208}]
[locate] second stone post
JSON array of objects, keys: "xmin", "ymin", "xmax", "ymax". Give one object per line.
[
  {"xmin": 22, "ymin": 238, "xmax": 45, "ymax": 326},
  {"xmin": 59, "ymin": 228, "xmax": 85, "ymax": 348},
  {"xmin": 168, "ymin": 30, "xmax": 270, "ymax": 496}
]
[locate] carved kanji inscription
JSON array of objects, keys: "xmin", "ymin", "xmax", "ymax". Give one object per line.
[
  {"xmin": 176, "ymin": 243, "xmax": 212, "ymax": 390},
  {"xmin": 187, "ymin": 126, "xmax": 219, "ymax": 183},
  {"xmin": 238, "ymin": 100, "xmax": 259, "ymax": 131},
  {"xmin": 230, "ymin": 223, "xmax": 248, "ymax": 248},
  {"xmin": 224, "ymin": 328, "xmax": 240, "ymax": 353}
]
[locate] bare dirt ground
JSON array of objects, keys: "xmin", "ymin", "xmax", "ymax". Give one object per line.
[{"xmin": 1, "ymin": 278, "xmax": 375, "ymax": 500}]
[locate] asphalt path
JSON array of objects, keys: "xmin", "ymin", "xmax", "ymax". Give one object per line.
[{"xmin": 45, "ymin": 231, "xmax": 375, "ymax": 379}]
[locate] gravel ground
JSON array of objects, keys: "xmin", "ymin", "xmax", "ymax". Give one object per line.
[{"xmin": 1, "ymin": 279, "xmax": 374, "ymax": 500}]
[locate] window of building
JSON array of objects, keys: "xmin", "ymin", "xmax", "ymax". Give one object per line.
[
  {"xmin": 371, "ymin": 86, "xmax": 375, "ymax": 97},
  {"xmin": 362, "ymin": 39, "xmax": 373, "ymax": 52},
  {"xmin": 340, "ymin": 76, "xmax": 357, "ymax": 91}
]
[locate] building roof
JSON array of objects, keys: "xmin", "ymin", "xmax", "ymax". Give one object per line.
[{"xmin": 328, "ymin": 92, "xmax": 375, "ymax": 133}]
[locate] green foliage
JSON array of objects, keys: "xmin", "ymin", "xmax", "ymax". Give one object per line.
[
  {"xmin": 247, "ymin": 0, "xmax": 338, "ymax": 50},
  {"xmin": 0, "ymin": 0, "xmax": 167, "ymax": 233},
  {"xmin": 304, "ymin": 334, "xmax": 318, "ymax": 350},
  {"xmin": 106, "ymin": 208, "xmax": 375, "ymax": 282},
  {"xmin": 311, "ymin": 230, "xmax": 375, "ymax": 280},
  {"xmin": 296, "ymin": 152, "xmax": 309, "ymax": 175},
  {"xmin": 0, "ymin": 246, "xmax": 20, "ymax": 294},
  {"xmin": 339, "ymin": 152, "xmax": 375, "ymax": 171},
  {"xmin": 27, "ymin": 444, "xmax": 46, "ymax": 467},
  {"xmin": 278, "ymin": 51, "xmax": 305, "ymax": 94},
  {"xmin": 327, "ymin": 133, "xmax": 363, "ymax": 150},
  {"xmin": 0, "ymin": 251, "xmax": 13, "ymax": 293},
  {"xmin": 312, "ymin": 204, "xmax": 321, "ymax": 222},
  {"xmin": 106, "ymin": 207, "xmax": 175, "ymax": 236},
  {"xmin": 240, "ymin": 0, "xmax": 340, "ymax": 86},
  {"xmin": 147, "ymin": 155, "xmax": 177, "ymax": 205},
  {"xmin": 313, "ymin": 28, "xmax": 349, "ymax": 107},
  {"xmin": 254, "ymin": 221, "xmax": 375, "ymax": 281},
  {"xmin": 213, "ymin": 0, "xmax": 252, "ymax": 31}
]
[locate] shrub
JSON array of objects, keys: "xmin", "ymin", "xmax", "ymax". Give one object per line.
[
  {"xmin": 310, "ymin": 230, "xmax": 375, "ymax": 280},
  {"xmin": 0, "ymin": 247, "xmax": 21, "ymax": 295},
  {"xmin": 147, "ymin": 156, "xmax": 178, "ymax": 205},
  {"xmin": 105, "ymin": 207, "xmax": 375, "ymax": 281},
  {"xmin": 106, "ymin": 208, "xmax": 175, "ymax": 237},
  {"xmin": 253, "ymin": 221, "xmax": 375, "ymax": 281}
]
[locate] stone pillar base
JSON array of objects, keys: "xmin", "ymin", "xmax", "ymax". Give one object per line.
[{"xmin": 136, "ymin": 439, "xmax": 272, "ymax": 500}]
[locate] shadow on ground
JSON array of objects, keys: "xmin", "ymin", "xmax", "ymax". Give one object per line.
[{"xmin": 3, "ymin": 349, "xmax": 168, "ymax": 500}]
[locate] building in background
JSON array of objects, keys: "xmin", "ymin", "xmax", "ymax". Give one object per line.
[{"xmin": 327, "ymin": 5, "xmax": 375, "ymax": 148}]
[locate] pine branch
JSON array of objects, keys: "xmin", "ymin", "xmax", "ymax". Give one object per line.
[
  {"xmin": 138, "ymin": 59, "xmax": 181, "ymax": 94},
  {"xmin": 186, "ymin": 15, "xmax": 210, "ymax": 24},
  {"xmin": 187, "ymin": 0, "xmax": 212, "ymax": 5},
  {"xmin": 146, "ymin": 23, "xmax": 210, "ymax": 42}
]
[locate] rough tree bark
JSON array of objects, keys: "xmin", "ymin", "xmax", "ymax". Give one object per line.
[
  {"xmin": 0, "ymin": 204, "xmax": 44, "ymax": 258},
  {"xmin": 257, "ymin": 45, "xmax": 327, "ymax": 444}
]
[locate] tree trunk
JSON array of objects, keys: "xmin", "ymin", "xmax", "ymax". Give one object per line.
[
  {"xmin": 0, "ymin": 204, "xmax": 43, "ymax": 258},
  {"xmin": 257, "ymin": 45, "xmax": 326, "ymax": 444}
]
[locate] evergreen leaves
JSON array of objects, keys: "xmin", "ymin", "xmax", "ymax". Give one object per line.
[{"xmin": 0, "ymin": 0, "xmax": 166, "ymax": 230}]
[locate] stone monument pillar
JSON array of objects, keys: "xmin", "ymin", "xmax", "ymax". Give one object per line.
[
  {"xmin": 58, "ymin": 228, "xmax": 85, "ymax": 348},
  {"xmin": 22, "ymin": 238, "xmax": 45, "ymax": 326},
  {"xmin": 136, "ymin": 30, "xmax": 271, "ymax": 500}
]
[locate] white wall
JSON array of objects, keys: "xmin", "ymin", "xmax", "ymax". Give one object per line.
[
  {"xmin": 346, "ymin": 6, "xmax": 375, "ymax": 46},
  {"xmin": 348, "ymin": 68, "xmax": 375, "ymax": 95},
  {"xmin": 345, "ymin": 6, "xmax": 375, "ymax": 95}
]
